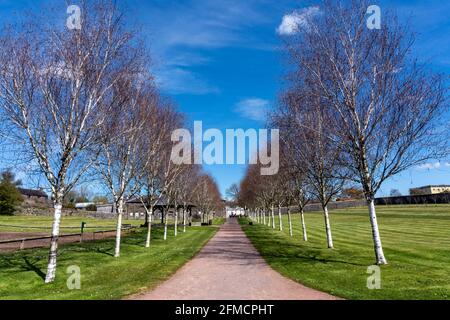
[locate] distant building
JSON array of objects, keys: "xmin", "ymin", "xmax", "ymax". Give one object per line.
[
  {"xmin": 95, "ymin": 197, "xmax": 196, "ymax": 222},
  {"xmin": 18, "ymin": 188, "xmax": 49, "ymax": 206},
  {"xmin": 97, "ymin": 203, "xmax": 114, "ymax": 214},
  {"xmin": 410, "ymin": 185, "xmax": 450, "ymax": 195},
  {"xmin": 225, "ymin": 206, "xmax": 245, "ymax": 218},
  {"xmin": 75, "ymin": 202, "xmax": 96, "ymax": 210}
]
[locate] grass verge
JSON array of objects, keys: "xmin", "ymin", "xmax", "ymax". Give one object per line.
[
  {"xmin": 240, "ymin": 205, "xmax": 450, "ymax": 300},
  {"xmin": 0, "ymin": 225, "xmax": 217, "ymax": 299}
]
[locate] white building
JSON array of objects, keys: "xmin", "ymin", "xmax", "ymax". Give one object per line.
[
  {"xmin": 225, "ymin": 206, "xmax": 245, "ymax": 218},
  {"xmin": 75, "ymin": 202, "xmax": 96, "ymax": 209}
]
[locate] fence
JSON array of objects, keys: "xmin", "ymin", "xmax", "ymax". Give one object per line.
[
  {"xmin": 253, "ymin": 195, "xmax": 450, "ymax": 216},
  {"xmin": 274, "ymin": 200, "xmax": 367, "ymax": 215},
  {"xmin": 0, "ymin": 224, "xmax": 137, "ymax": 252},
  {"xmin": 375, "ymin": 193, "xmax": 450, "ymax": 205}
]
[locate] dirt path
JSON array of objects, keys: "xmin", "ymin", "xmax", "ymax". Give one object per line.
[{"xmin": 130, "ymin": 218, "xmax": 338, "ymax": 300}]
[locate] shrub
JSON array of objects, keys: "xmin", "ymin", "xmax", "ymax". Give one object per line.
[
  {"xmin": 85, "ymin": 204, "xmax": 97, "ymax": 212},
  {"xmin": 64, "ymin": 202, "xmax": 76, "ymax": 209},
  {"xmin": 0, "ymin": 179, "xmax": 23, "ymax": 215}
]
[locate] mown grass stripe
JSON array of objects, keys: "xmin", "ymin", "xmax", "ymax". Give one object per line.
[{"xmin": 241, "ymin": 204, "xmax": 450, "ymax": 300}]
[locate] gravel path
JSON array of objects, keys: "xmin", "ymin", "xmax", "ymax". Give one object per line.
[{"xmin": 131, "ymin": 218, "xmax": 338, "ymax": 300}]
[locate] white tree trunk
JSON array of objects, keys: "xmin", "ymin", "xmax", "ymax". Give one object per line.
[
  {"xmin": 287, "ymin": 207, "xmax": 293, "ymax": 237},
  {"xmin": 278, "ymin": 206, "xmax": 283, "ymax": 231},
  {"xmin": 183, "ymin": 207, "xmax": 187, "ymax": 233},
  {"xmin": 174, "ymin": 207, "xmax": 178, "ymax": 237},
  {"xmin": 368, "ymin": 199, "xmax": 388, "ymax": 264},
  {"xmin": 271, "ymin": 205, "xmax": 275, "ymax": 229},
  {"xmin": 164, "ymin": 209, "xmax": 169, "ymax": 240},
  {"xmin": 44, "ymin": 200, "xmax": 63, "ymax": 283},
  {"xmin": 267, "ymin": 210, "xmax": 271, "ymax": 227},
  {"xmin": 323, "ymin": 205, "xmax": 333, "ymax": 249},
  {"xmin": 263, "ymin": 209, "xmax": 266, "ymax": 225},
  {"xmin": 300, "ymin": 209, "xmax": 308, "ymax": 241},
  {"xmin": 145, "ymin": 209, "xmax": 153, "ymax": 248},
  {"xmin": 114, "ymin": 198, "xmax": 124, "ymax": 257}
]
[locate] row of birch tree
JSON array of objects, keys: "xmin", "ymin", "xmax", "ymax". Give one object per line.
[
  {"xmin": 0, "ymin": 1, "xmax": 223, "ymax": 283},
  {"xmin": 238, "ymin": 0, "xmax": 448, "ymax": 265}
]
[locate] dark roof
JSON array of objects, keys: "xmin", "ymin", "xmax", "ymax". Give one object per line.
[
  {"xmin": 18, "ymin": 188, "xmax": 48, "ymax": 198},
  {"xmin": 416, "ymin": 185, "xmax": 450, "ymax": 189}
]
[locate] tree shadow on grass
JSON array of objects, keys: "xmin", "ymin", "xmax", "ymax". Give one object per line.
[
  {"xmin": 95, "ymin": 247, "xmax": 114, "ymax": 257},
  {"xmin": 22, "ymin": 256, "xmax": 46, "ymax": 280},
  {"xmin": 0, "ymin": 254, "xmax": 46, "ymax": 280},
  {"xmin": 265, "ymin": 251, "xmax": 366, "ymax": 267},
  {"xmin": 249, "ymin": 235, "xmax": 367, "ymax": 267},
  {"xmin": 61, "ymin": 245, "xmax": 115, "ymax": 257}
]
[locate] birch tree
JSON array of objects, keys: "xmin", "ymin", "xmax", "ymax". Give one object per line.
[
  {"xmin": 239, "ymin": 163, "xmax": 278, "ymax": 229},
  {"xmin": 275, "ymin": 86, "xmax": 346, "ymax": 248},
  {"xmin": 277, "ymin": 157, "xmax": 301, "ymax": 238},
  {"xmin": 292, "ymin": 175, "xmax": 312, "ymax": 241},
  {"xmin": 173, "ymin": 165, "xmax": 200, "ymax": 233},
  {"xmin": 284, "ymin": 0, "xmax": 449, "ymax": 263},
  {"xmin": 272, "ymin": 108, "xmax": 313, "ymax": 241},
  {"xmin": 259, "ymin": 182, "xmax": 276, "ymax": 229},
  {"xmin": 192, "ymin": 174, "xmax": 222, "ymax": 224},
  {"xmin": 135, "ymin": 100, "xmax": 184, "ymax": 247},
  {"xmin": 96, "ymin": 79, "xmax": 153, "ymax": 258},
  {"xmin": 303, "ymin": 110, "xmax": 345, "ymax": 249},
  {"xmin": 0, "ymin": 1, "xmax": 140, "ymax": 282},
  {"xmin": 272, "ymin": 173, "xmax": 287, "ymax": 232}
]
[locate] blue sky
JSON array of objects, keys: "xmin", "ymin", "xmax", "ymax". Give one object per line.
[{"xmin": 0, "ymin": 0, "xmax": 449, "ymax": 197}]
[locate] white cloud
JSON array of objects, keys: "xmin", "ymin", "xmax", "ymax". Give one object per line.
[
  {"xmin": 235, "ymin": 98, "xmax": 270, "ymax": 122},
  {"xmin": 417, "ymin": 162, "xmax": 450, "ymax": 170},
  {"xmin": 276, "ymin": 6, "xmax": 320, "ymax": 35}
]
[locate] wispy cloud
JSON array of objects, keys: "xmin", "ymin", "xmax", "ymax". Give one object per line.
[
  {"xmin": 129, "ymin": 0, "xmax": 275, "ymax": 95},
  {"xmin": 276, "ymin": 6, "xmax": 320, "ymax": 35},
  {"xmin": 155, "ymin": 67, "xmax": 220, "ymax": 96},
  {"xmin": 234, "ymin": 98, "xmax": 270, "ymax": 122},
  {"xmin": 150, "ymin": 0, "xmax": 269, "ymax": 50},
  {"xmin": 164, "ymin": 53, "xmax": 212, "ymax": 68},
  {"xmin": 417, "ymin": 162, "xmax": 450, "ymax": 170}
]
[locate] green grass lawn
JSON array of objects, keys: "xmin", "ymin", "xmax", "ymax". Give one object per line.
[
  {"xmin": 0, "ymin": 225, "xmax": 218, "ymax": 299},
  {"xmin": 212, "ymin": 217, "xmax": 226, "ymax": 225},
  {"xmin": 0, "ymin": 215, "xmax": 142, "ymax": 233},
  {"xmin": 240, "ymin": 204, "xmax": 450, "ymax": 300}
]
